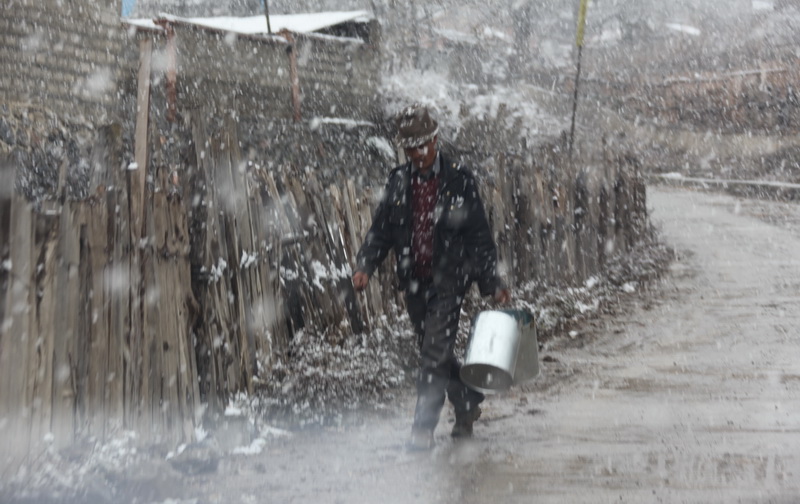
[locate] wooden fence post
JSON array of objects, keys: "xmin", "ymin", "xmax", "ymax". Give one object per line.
[
  {"xmin": 0, "ymin": 198, "xmax": 34, "ymax": 465},
  {"xmin": 50, "ymin": 205, "xmax": 81, "ymax": 448}
]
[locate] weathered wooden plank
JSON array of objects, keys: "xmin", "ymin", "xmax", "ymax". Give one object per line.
[
  {"xmin": 598, "ymin": 179, "xmax": 612, "ymax": 267},
  {"xmin": 0, "ymin": 198, "xmax": 34, "ymax": 461},
  {"xmin": 510, "ymin": 167, "xmax": 528, "ymax": 278},
  {"xmin": 124, "ymin": 217, "xmax": 145, "ymax": 435},
  {"xmin": 331, "ymin": 183, "xmax": 354, "ymax": 269},
  {"xmin": 283, "ymin": 173, "xmax": 346, "ymax": 341},
  {"xmin": 256, "ymin": 172, "xmax": 291, "ymax": 359},
  {"xmin": 220, "ymin": 126, "xmax": 257, "ymax": 392},
  {"xmin": 336, "ymin": 180, "xmax": 373, "ymax": 330},
  {"xmin": 103, "ymin": 189, "xmax": 128, "ymax": 437},
  {"xmin": 489, "ymin": 183, "xmax": 507, "ymax": 279},
  {"xmin": 153, "ymin": 191, "xmax": 173, "ymax": 429},
  {"xmin": 276, "ymin": 176, "xmax": 322, "ymax": 337},
  {"xmin": 632, "ymin": 172, "xmax": 648, "ymax": 244},
  {"xmin": 573, "ymin": 168, "xmax": 595, "ymax": 281},
  {"xmin": 614, "ymin": 172, "xmax": 628, "ymax": 254},
  {"xmin": 132, "ymin": 38, "xmax": 153, "ymax": 242},
  {"xmin": 30, "ymin": 214, "xmax": 58, "ymax": 451},
  {"xmin": 517, "ymin": 168, "xmax": 540, "ymax": 280},
  {"xmin": 149, "ymin": 166, "xmax": 197, "ymax": 441},
  {"xmin": 532, "ymin": 161, "xmax": 553, "ymax": 284},
  {"xmin": 554, "ymin": 180, "xmax": 576, "ymax": 286},
  {"xmin": 21, "ymin": 212, "xmax": 43, "ymax": 452},
  {"xmin": 103, "ymin": 203, "xmax": 123, "ymax": 438},
  {"xmin": 83, "ymin": 201, "xmax": 110, "ymax": 438},
  {"xmin": 190, "ymin": 117, "xmax": 249, "ymax": 408},
  {"xmin": 327, "ymin": 184, "xmax": 365, "ymax": 334},
  {"xmin": 497, "ymin": 154, "xmax": 515, "ymax": 285},
  {"xmin": 51, "ymin": 204, "xmax": 81, "ymax": 447},
  {"xmin": 0, "ymin": 195, "xmax": 10, "ymax": 326},
  {"xmin": 124, "ymin": 38, "xmax": 153, "ymax": 438},
  {"xmin": 140, "ymin": 234, "xmax": 159, "ymax": 435},
  {"xmin": 360, "ymin": 198, "xmax": 394, "ymax": 320},
  {"xmin": 228, "ymin": 131, "xmax": 285, "ymax": 374},
  {"xmin": 312, "ymin": 182, "xmax": 354, "ymax": 339},
  {"xmin": 187, "ymin": 113, "xmax": 215, "ymax": 408},
  {"xmin": 244, "ymin": 192, "xmax": 281, "ymax": 373}
]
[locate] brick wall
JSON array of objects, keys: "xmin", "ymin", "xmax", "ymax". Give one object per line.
[{"xmin": 0, "ymin": 0, "xmax": 124, "ymax": 122}]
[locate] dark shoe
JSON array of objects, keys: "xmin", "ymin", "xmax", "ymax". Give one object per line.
[
  {"xmin": 451, "ymin": 405, "xmax": 481, "ymax": 438},
  {"xmin": 407, "ymin": 428, "xmax": 435, "ymax": 451}
]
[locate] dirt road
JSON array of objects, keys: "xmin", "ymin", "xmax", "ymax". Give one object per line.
[{"xmin": 185, "ymin": 185, "xmax": 800, "ymax": 504}]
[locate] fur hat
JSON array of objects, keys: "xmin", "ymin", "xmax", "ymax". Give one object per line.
[{"xmin": 394, "ymin": 104, "xmax": 439, "ymax": 148}]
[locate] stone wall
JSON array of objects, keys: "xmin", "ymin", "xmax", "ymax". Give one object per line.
[
  {"xmin": 295, "ymin": 30, "xmax": 382, "ymax": 119},
  {"xmin": 0, "ymin": 0, "xmax": 124, "ymax": 122},
  {"xmin": 132, "ymin": 0, "xmax": 262, "ymax": 17}
]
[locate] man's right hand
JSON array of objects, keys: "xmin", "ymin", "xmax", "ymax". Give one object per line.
[
  {"xmin": 352, "ymin": 271, "xmax": 369, "ymax": 291},
  {"xmin": 494, "ymin": 287, "xmax": 511, "ymax": 304}
]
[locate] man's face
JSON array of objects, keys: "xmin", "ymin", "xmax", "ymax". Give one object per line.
[{"xmin": 404, "ymin": 136, "xmax": 438, "ymax": 173}]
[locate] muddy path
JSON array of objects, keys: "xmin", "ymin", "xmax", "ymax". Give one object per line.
[{"xmin": 164, "ymin": 185, "xmax": 800, "ymax": 504}]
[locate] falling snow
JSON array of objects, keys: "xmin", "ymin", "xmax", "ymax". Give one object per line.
[{"xmin": 3, "ymin": 0, "xmax": 800, "ymax": 502}]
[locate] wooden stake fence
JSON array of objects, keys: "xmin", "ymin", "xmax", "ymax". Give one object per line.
[{"xmin": 0, "ymin": 111, "xmax": 646, "ymax": 468}]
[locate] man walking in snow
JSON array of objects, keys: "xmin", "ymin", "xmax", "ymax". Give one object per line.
[{"xmin": 352, "ymin": 104, "xmax": 511, "ymax": 450}]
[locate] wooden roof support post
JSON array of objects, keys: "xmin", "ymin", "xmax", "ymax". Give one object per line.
[
  {"xmin": 154, "ymin": 19, "xmax": 178, "ymax": 123},
  {"xmin": 165, "ymin": 22, "xmax": 178, "ymax": 123},
  {"xmin": 129, "ymin": 39, "xmax": 153, "ymax": 435},
  {"xmin": 133, "ymin": 37, "xmax": 153, "ymax": 241},
  {"xmin": 280, "ymin": 30, "xmax": 302, "ymax": 122}
]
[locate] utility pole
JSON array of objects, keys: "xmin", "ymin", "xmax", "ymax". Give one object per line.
[
  {"xmin": 410, "ymin": 0, "xmax": 420, "ymax": 69},
  {"xmin": 568, "ymin": 0, "xmax": 589, "ymax": 159}
]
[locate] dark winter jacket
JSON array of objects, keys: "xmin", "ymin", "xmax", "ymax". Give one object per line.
[{"xmin": 356, "ymin": 154, "xmax": 504, "ymax": 297}]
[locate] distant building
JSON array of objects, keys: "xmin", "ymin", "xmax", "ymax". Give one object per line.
[
  {"xmin": 121, "ymin": 11, "xmax": 381, "ymax": 121},
  {"xmin": 1, "ymin": 4, "xmax": 379, "ymax": 124}
]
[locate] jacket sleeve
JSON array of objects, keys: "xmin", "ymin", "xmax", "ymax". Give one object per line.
[
  {"xmin": 461, "ymin": 171, "xmax": 505, "ymax": 297},
  {"xmin": 355, "ymin": 178, "xmax": 395, "ymax": 277}
]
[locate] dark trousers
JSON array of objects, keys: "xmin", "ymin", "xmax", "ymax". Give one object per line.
[{"xmin": 405, "ymin": 281, "xmax": 484, "ymax": 432}]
